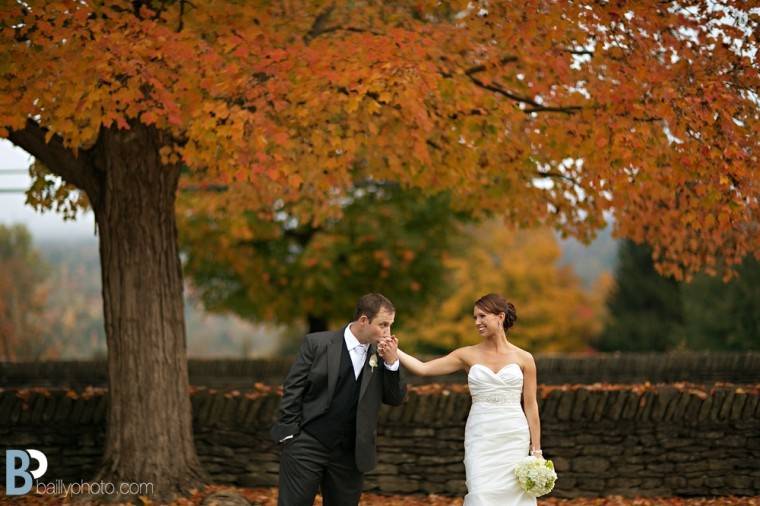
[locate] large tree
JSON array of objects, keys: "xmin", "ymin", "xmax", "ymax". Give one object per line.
[{"xmin": 2, "ymin": 0, "xmax": 757, "ymax": 500}]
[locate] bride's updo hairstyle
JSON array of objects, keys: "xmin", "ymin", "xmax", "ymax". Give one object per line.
[{"xmin": 475, "ymin": 293, "xmax": 517, "ymax": 332}]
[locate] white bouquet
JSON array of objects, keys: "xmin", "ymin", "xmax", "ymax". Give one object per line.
[{"xmin": 514, "ymin": 455, "xmax": 557, "ymax": 497}]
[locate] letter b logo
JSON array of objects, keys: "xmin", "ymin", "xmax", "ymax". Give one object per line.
[{"xmin": 5, "ymin": 450, "xmax": 47, "ymax": 496}]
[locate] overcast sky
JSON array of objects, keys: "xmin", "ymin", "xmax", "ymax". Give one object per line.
[{"xmin": 0, "ymin": 139, "xmax": 95, "ymax": 241}]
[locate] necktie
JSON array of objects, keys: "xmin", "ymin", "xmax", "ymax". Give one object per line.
[{"xmin": 352, "ymin": 345, "xmax": 367, "ymax": 379}]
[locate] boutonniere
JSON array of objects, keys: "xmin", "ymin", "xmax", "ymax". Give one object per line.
[{"xmin": 369, "ymin": 353, "xmax": 378, "ymax": 372}]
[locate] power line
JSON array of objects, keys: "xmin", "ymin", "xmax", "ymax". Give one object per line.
[{"xmin": 1, "ymin": 168, "xmax": 32, "ymax": 192}]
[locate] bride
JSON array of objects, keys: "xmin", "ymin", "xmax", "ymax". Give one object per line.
[{"xmin": 391, "ymin": 293, "xmax": 542, "ymax": 505}]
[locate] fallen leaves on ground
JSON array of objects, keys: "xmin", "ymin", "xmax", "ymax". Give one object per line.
[{"xmin": 1, "ymin": 486, "xmax": 758, "ymax": 506}]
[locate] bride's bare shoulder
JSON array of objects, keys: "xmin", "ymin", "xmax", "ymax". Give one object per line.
[
  {"xmin": 510, "ymin": 345, "xmax": 536, "ymax": 368},
  {"xmin": 452, "ymin": 345, "xmax": 478, "ymax": 365}
]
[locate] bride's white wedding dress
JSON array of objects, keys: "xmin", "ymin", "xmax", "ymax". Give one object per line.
[{"xmin": 463, "ymin": 363, "xmax": 537, "ymax": 506}]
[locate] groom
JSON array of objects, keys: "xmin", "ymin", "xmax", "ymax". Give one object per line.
[{"xmin": 271, "ymin": 293, "xmax": 406, "ymax": 506}]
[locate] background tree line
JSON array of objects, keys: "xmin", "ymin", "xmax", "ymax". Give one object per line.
[
  {"xmin": 3, "ymin": 216, "xmax": 757, "ymax": 361},
  {"xmin": 596, "ymin": 240, "xmax": 760, "ymax": 352}
]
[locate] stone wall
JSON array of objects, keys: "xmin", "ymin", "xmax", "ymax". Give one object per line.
[
  {"xmin": 2, "ymin": 352, "xmax": 759, "ymax": 388},
  {"xmin": 2, "ymin": 383, "xmax": 759, "ymax": 498}
]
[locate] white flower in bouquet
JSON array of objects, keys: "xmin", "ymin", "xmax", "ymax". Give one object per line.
[{"xmin": 514, "ymin": 455, "xmax": 557, "ymax": 497}]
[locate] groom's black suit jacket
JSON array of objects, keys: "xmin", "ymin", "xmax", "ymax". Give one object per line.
[{"xmin": 270, "ymin": 327, "xmax": 406, "ymax": 472}]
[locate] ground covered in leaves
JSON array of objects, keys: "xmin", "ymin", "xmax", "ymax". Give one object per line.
[{"xmin": 1, "ymin": 486, "xmax": 758, "ymax": 506}]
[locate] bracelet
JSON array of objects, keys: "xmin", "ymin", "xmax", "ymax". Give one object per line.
[{"xmin": 531, "ymin": 449, "xmax": 543, "ymax": 456}]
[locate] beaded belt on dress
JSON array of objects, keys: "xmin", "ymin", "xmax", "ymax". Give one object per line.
[{"xmin": 471, "ymin": 392, "xmax": 522, "ymax": 404}]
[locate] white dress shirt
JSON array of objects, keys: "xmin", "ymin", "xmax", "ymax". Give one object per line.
[{"xmin": 344, "ymin": 324, "xmax": 399, "ymax": 378}]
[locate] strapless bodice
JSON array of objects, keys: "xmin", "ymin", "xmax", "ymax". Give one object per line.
[{"xmin": 467, "ymin": 363, "xmax": 524, "ymax": 405}]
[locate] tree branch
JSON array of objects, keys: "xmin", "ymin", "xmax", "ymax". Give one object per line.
[
  {"xmin": 562, "ymin": 48, "xmax": 594, "ymax": 56},
  {"xmin": 525, "ymin": 105, "xmax": 584, "ymax": 114},
  {"xmin": 177, "ymin": 0, "xmax": 186, "ymax": 32},
  {"xmin": 633, "ymin": 116, "xmax": 662, "ymax": 122},
  {"xmin": 7, "ymin": 119, "xmax": 101, "ymax": 205},
  {"xmin": 468, "ymin": 75, "xmax": 582, "ymax": 115},
  {"xmin": 304, "ymin": 25, "xmax": 384, "ymax": 44},
  {"xmin": 535, "ymin": 170, "xmax": 581, "ymax": 186},
  {"xmin": 236, "ymin": 226, "xmax": 318, "ymax": 249},
  {"xmin": 468, "ymin": 75, "xmax": 538, "ymax": 105},
  {"xmin": 464, "ymin": 56, "xmax": 519, "ymax": 76},
  {"xmin": 179, "ymin": 184, "xmax": 229, "ymax": 193},
  {"xmin": 303, "ymin": 5, "xmax": 336, "ymax": 44},
  {"xmin": 302, "ymin": 4, "xmax": 386, "ymax": 44}
]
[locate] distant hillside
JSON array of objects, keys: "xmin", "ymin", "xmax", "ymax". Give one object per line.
[
  {"xmin": 34, "ymin": 237, "xmax": 282, "ymax": 360},
  {"xmin": 557, "ymin": 225, "xmax": 618, "ymax": 288}
]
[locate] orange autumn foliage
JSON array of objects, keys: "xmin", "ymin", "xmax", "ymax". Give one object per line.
[
  {"xmin": 1, "ymin": 1, "xmax": 757, "ymax": 279},
  {"xmin": 404, "ymin": 224, "xmax": 603, "ymax": 353}
]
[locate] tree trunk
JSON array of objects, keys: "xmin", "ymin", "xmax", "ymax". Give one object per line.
[{"xmin": 86, "ymin": 124, "xmax": 207, "ymax": 502}]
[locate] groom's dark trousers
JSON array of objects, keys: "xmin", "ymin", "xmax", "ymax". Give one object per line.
[{"xmin": 271, "ymin": 328, "xmax": 406, "ymax": 506}]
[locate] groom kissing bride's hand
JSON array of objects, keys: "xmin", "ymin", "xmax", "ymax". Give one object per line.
[{"xmin": 271, "ymin": 293, "xmax": 407, "ymax": 506}]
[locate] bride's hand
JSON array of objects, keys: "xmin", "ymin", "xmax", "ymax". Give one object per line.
[{"xmin": 378, "ymin": 335, "xmax": 399, "ymax": 363}]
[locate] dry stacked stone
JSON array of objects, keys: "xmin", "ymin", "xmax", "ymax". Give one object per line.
[{"xmin": 1, "ymin": 382, "xmax": 759, "ymax": 498}]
